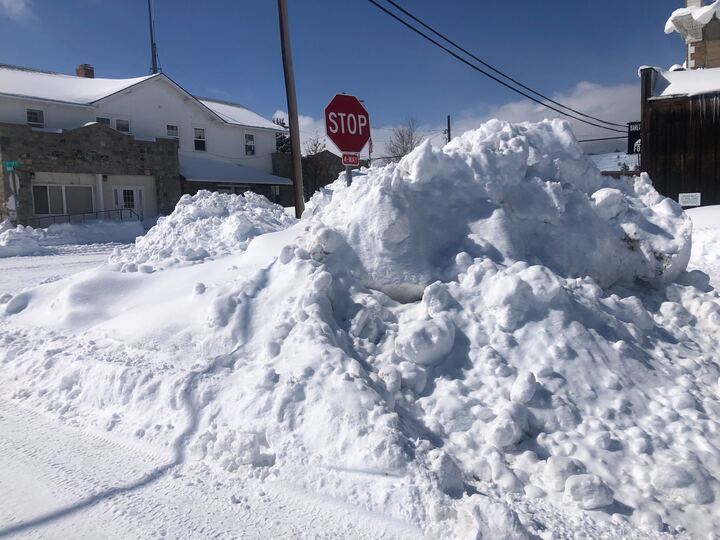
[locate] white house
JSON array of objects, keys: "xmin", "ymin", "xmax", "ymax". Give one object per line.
[{"xmin": 0, "ymin": 63, "xmax": 291, "ymax": 223}]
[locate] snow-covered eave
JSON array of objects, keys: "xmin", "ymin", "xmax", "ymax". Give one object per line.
[
  {"xmin": 195, "ymin": 97, "xmax": 286, "ymax": 133},
  {"xmin": 220, "ymin": 122, "xmax": 286, "ymax": 134},
  {"xmin": 666, "ymin": 1, "xmax": 720, "ymax": 35},
  {"xmin": 0, "ymin": 92, "xmax": 95, "ymax": 109}
]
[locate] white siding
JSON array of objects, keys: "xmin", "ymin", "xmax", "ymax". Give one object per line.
[
  {"xmin": 94, "ymin": 78, "xmax": 277, "ymax": 172},
  {"xmin": 0, "ymin": 76, "xmax": 279, "ymax": 174},
  {"xmin": 0, "ymin": 97, "xmax": 94, "ymax": 130}
]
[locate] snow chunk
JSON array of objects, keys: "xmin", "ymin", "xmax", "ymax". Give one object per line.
[
  {"xmin": 454, "ymin": 498, "xmax": 529, "ymax": 540},
  {"xmin": 543, "ymin": 456, "xmax": 587, "ymax": 492},
  {"xmin": 564, "ymin": 474, "xmax": 613, "ymax": 510},
  {"xmin": 394, "ymin": 315, "xmax": 455, "ymax": 366},
  {"xmin": 651, "ymin": 465, "xmax": 714, "ymax": 505},
  {"xmin": 510, "ymin": 371, "xmax": 537, "ymax": 404}
]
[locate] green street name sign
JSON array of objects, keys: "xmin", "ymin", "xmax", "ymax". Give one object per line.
[{"xmin": 2, "ymin": 161, "xmax": 19, "ymax": 172}]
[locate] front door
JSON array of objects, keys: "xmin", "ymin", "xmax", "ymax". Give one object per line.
[{"xmin": 113, "ymin": 187, "xmax": 143, "ymax": 219}]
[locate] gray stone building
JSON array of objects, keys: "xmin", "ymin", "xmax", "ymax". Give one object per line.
[
  {"xmin": 0, "ymin": 122, "xmax": 181, "ymax": 225},
  {"xmin": 0, "ymin": 63, "xmax": 292, "ymax": 227}
]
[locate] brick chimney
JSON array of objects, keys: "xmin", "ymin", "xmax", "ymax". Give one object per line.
[{"xmin": 75, "ymin": 64, "xmax": 95, "ymax": 78}]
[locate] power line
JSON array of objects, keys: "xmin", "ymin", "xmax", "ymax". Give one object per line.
[
  {"xmin": 381, "ymin": 0, "xmax": 625, "ymax": 129},
  {"xmin": 577, "ymin": 136, "xmax": 627, "ymax": 143},
  {"xmin": 366, "ymin": 0, "xmax": 626, "ymax": 134}
]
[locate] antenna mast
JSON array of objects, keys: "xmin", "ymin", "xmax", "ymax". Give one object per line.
[{"xmin": 147, "ymin": 0, "xmax": 159, "ymax": 74}]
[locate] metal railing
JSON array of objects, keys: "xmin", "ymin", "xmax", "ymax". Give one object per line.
[{"xmin": 24, "ymin": 208, "xmax": 141, "ymax": 228}]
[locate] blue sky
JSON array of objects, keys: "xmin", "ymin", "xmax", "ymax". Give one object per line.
[{"xmin": 0, "ymin": 0, "xmax": 685, "ymax": 153}]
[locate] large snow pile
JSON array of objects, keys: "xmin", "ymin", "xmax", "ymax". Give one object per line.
[
  {"xmin": 0, "ymin": 219, "xmax": 142, "ymax": 258},
  {"xmin": 3, "ymin": 120, "xmax": 719, "ymax": 538},
  {"xmin": 307, "ymin": 120, "xmax": 690, "ymax": 293},
  {"xmin": 109, "ymin": 190, "xmax": 295, "ymax": 271}
]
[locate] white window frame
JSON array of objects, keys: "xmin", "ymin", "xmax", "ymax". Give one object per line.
[
  {"xmin": 166, "ymin": 124, "xmax": 180, "ymax": 147},
  {"xmin": 96, "ymin": 117, "xmax": 111, "ymax": 126},
  {"xmin": 245, "ymin": 133, "xmax": 256, "ymax": 156},
  {"xmin": 115, "ymin": 118, "xmax": 131, "ymax": 133},
  {"xmin": 31, "ymin": 184, "xmax": 95, "ymax": 216},
  {"xmin": 194, "ymin": 127, "xmax": 206, "ymax": 151},
  {"xmin": 26, "ymin": 108, "xmax": 45, "ymax": 128},
  {"xmin": 113, "ymin": 186, "xmax": 144, "ymax": 218}
]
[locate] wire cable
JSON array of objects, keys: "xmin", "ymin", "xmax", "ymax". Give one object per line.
[
  {"xmin": 366, "ymin": 0, "xmax": 626, "ymax": 134},
  {"xmin": 381, "ymin": 0, "xmax": 625, "ymax": 129}
]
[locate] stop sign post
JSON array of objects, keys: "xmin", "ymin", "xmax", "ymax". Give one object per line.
[{"xmin": 325, "ymin": 94, "xmax": 371, "ymax": 185}]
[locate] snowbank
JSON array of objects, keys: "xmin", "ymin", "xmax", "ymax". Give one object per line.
[
  {"xmin": 3, "ymin": 120, "xmax": 716, "ymax": 538},
  {"xmin": 307, "ymin": 120, "xmax": 690, "ymax": 293},
  {"xmin": 109, "ymin": 190, "xmax": 295, "ymax": 271},
  {"xmin": 0, "ymin": 219, "xmax": 143, "ymax": 258}
]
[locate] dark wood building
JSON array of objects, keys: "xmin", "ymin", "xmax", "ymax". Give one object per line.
[{"xmin": 640, "ymin": 66, "xmax": 720, "ymax": 207}]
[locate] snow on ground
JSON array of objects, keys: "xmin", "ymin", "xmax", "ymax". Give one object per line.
[
  {"xmin": 688, "ymin": 205, "xmax": 720, "ymax": 288},
  {"xmin": 589, "ymin": 152, "xmax": 639, "ymax": 172},
  {"xmin": 0, "ymin": 245, "xmax": 117, "ymax": 299},
  {"xmin": 3, "ymin": 119, "xmax": 720, "ymax": 538},
  {"xmin": 0, "ymin": 220, "xmax": 143, "ymax": 258}
]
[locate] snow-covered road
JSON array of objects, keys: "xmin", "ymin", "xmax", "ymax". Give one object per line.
[
  {"xmin": 0, "ymin": 245, "xmax": 117, "ymax": 297},
  {"xmin": 0, "ymin": 398, "xmax": 417, "ymax": 539}
]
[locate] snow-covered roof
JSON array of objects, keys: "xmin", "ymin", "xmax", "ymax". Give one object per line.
[
  {"xmin": 648, "ymin": 66, "xmax": 720, "ymax": 97},
  {"xmin": 179, "ymin": 153, "xmax": 291, "ymax": 185},
  {"xmin": 0, "ymin": 64, "xmax": 156, "ymax": 105},
  {"xmin": 199, "ymin": 99, "xmax": 284, "ymax": 131},
  {"xmin": 0, "ymin": 64, "xmax": 284, "ymax": 132},
  {"xmin": 666, "ymin": 0, "xmax": 720, "ymax": 39}
]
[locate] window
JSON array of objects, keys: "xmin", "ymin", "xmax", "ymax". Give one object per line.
[
  {"xmin": 65, "ymin": 186, "xmax": 94, "ymax": 214},
  {"xmin": 26, "ymin": 109, "xmax": 44, "ymax": 128},
  {"xmin": 166, "ymin": 124, "xmax": 180, "ymax": 146},
  {"xmin": 96, "ymin": 117, "xmax": 111, "ymax": 126},
  {"xmin": 116, "ymin": 119, "xmax": 130, "ymax": 133},
  {"xmin": 194, "ymin": 128, "xmax": 206, "ymax": 151},
  {"xmin": 32, "ymin": 185, "xmax": 64, "ymax": 215},
  {"xmin": 245, "ymin": 133, "xmax": 255, "ymax": 156}
]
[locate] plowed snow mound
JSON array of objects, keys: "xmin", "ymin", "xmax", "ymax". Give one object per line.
[
  {"xmin": 4, "ymin": 120, "xmax": 716, "ymax": 538},
  {"xmin": 307, "ymin": 119, "xmax": 691, "ymax": 293},
  {"xmin": 109, "ymin": 190, "xmax": 295, "ymax": 271}
]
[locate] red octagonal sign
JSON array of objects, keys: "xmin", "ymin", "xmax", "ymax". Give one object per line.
[{"xmin": 324, "ymin": 94, "xmax": 371, "ymax": 154}]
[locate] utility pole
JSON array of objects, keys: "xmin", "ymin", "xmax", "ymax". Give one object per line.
[
  {"xmin": 147, "ymin": 0, "xmax": 159, "ymax": 74},
  {"xmin": 277, "ymin": 0, "xmax": 305, "ymax": 218},
  {"xmin": 446, "ymin": 115, "xmax": 451, "ymax": 143}
]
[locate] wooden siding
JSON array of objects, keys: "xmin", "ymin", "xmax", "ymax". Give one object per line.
[{"xmin": 641, "ymin": 69, "xmax": 720, "ymax": 206}]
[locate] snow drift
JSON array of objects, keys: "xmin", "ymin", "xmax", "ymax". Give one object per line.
[
  {"xmin": 0, "ymin": 219, "xmax": 143, "ymax": 258},
  {"xmin": 3, "ymin": 120, "xmax": 717, "ymax": 538}
]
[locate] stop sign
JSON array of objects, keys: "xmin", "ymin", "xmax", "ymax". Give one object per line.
[{"xmin": 324, "ymin": 94, "xmax": 371, "ymax": 154}]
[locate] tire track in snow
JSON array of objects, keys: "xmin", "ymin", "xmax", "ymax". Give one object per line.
[
  {"xmin": 0, "ymin": 346, "xmax": 239, "ymax": 537},
  {"xmin": 0, "ymin": 267, "xmax": 271, "ymax": 538}
]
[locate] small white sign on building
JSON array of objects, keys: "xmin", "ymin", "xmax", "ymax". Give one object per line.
[{"xmin": 678, "ymin": 192, "xmax": 701, "ymax": 207}]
